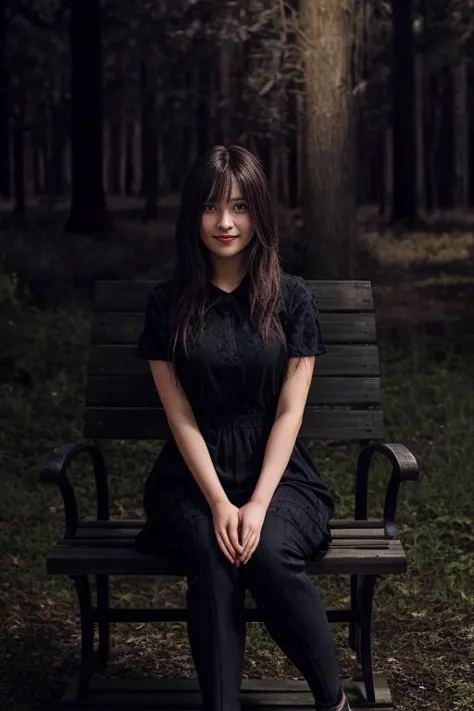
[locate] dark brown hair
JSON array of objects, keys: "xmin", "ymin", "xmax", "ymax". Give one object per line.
[{"xmin": 167, "ymin": 144, "xmax": 289, "ymax": 380}]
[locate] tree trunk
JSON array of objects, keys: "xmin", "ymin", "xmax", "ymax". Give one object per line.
[
  {"xmin": 217, "ymin": 40, "xmax": 232, "ymax": 144},
  {"xmin": 414, "ymin": 50, "xmax": 425, "ymax": 212},
  {"xmin": 381, "ymin": 126, "xmax": 394, "ymax": 216},
  {"xmin": 286, "ymin": 79, "xmax": 299, "ymax": 208},
  {"xmin": 32, "ymin": 136, "xmax": 41, "ymax": 194},
  {"xmin": 64, "ymin": 139, "xmax": 72, "ymax": 193},
  {"xmin": 437, "ymin": 65, "xmax": 454, "ymax": 209},
  {"xmin": 132, "ymin": 120, "xmax": 141, "ymax": 195},
  {"xmin": 141, "ymin": 60, "xmax": 159, "ymax": 220},
  {"xmin": 453, "ymin": 58, "xmax": 469, "ymax": 208},
  {"xmin": 391, "ymin": 0, "xmax": 417, "ymax": 223},
  {"xmin": 108, "ymin": 118, "xmax": 122, "ymax": 194},
  {"xmin": 51, "ymin": 103, "xmax": 66, "ymax": 195},
  {"xmin": 42, "ymin": 107, "xmax": 53, "ymax": 194},
  {"xmin": 425, "ymin": 72, "xmax": 438, "ymax": 211},
  {"xmin": 296, "ymin": 92, "xmax": 303, "ymax": 205},
  {"xmin": 196, "ymin": 51, "xmax": 213, "ymax": 155},
  {"xmin": 12, "ymin": 88, "xmax": 26, "ymax": 214},
  {"xmin": 0, "ymin": 0, "xmax": 11, "ymax": 198},
  {"xmin": 298, "ymin": 0, "xmax": 357, "ymax": 279},
  {"xmin": 125, "ymin": 121, "xmax": 134, "ymax": 195},
  {"xmin": 65, "ymin": 0, "xmax": 109, "ymax": 236}
]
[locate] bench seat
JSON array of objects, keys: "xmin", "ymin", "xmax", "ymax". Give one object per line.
[{"xmin": 46, "ymin": 519, "xmax": 407, "ymax": 577}]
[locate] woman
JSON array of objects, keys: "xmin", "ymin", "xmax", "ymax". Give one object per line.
[{"xmin": 135, "ymin": 145, "xmax": 352, "ymax": 711}]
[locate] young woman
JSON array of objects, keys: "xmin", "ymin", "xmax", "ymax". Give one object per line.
[{"xmin": 135, "ymin": 145, "xmax": 352, "ymax": 711}]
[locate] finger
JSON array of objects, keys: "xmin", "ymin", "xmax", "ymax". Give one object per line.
[
  {"xmin": 239, "ymin": 529, "xmax": 254, "ymax": 559},
  {"xmin": 241, "ymin": 533, "xmax": 258, "ymax": 564},
  {"xmin": 245, "ymin": 533, "xmax": 261, "ymax": 564},
  {"xmin": 228, "ymin": 522, "xmax": 244, "ymax": 556},
  {"xmin": 240, "ymin": 527, "xmax": 251, "ymax": 550},
  {"xmin": 222, "ymin": 526, "xmax": 242, "ymax": 561},
  {"xmin": 215, "ymin": 529, "xmax": 236, "ymax": 564}
]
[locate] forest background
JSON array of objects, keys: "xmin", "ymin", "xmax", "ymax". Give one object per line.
[{"xmin": 0, "ymin": 1, "xmax": 473, "ymax": 711}]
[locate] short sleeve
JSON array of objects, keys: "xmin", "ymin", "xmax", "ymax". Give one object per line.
[
  {"xmin": 286, "ymin": 278, "xmax": 327, "ymax": 357},
  {"xmin": 136, "ymin": 285, "xmax": 172, "ymax": 362}
]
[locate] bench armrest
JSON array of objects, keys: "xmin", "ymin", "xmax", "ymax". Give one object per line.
[
  {"xmin": 40, "ymin": 443, "xmax": 108, "ymax": 538},
  {"xmin": 355, "ymin": 442, "xmax": 420, "ymax": 539}
]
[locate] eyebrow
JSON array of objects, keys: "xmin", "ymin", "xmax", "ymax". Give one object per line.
[{"xmin": 206, "ymin": 196, "xmax": 247, "ymax": 203}]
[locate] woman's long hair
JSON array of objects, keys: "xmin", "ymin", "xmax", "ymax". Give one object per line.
[{"xmin": 166, "ymin": 144, "xmax": 288, "ymax": 376}]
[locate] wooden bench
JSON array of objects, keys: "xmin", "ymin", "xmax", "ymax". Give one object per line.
[{"xmin": 40, "ymin": 279, "xmax": 420, "ymax": 710}]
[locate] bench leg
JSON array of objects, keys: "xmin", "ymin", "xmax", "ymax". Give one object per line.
[
  {"xmin": 96, "ymin": 575, "xmax": 110, "ymax": 671},
  {"xmin": 348, "ymin": 574, "xmax": 377, "ymax": 705},
  {"xmin": 348, "ymin": 574, "xmax": 359, "ymax": 653},
  {"xmin": 359, "ymin": 575, "xmax": 377, "ymax": 704},
  {"xmin": 71, "ymin": 575, "xmax": 95, "ymax": 702}
]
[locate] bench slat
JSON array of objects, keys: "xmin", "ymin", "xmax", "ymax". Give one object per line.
[
  {"xmin": 62, "ymin": 673, "xmax": 392, "ymax": 709},
  {"xmin": 95, "ymin": 280, "xmax": 375, "ymax": 313},
  {"xmin": 65, "ymin": 537, "xmax": 392, "ymax": 550},
  {"xmin": 74, "ymin": 524, "xmax": 388, "ymax": 540},
  {"xmin": 46, "ymin": 541, "xmax": 406, "ymax": 575},
  {"xmin": 85, "ymin": 375, "xmax": 382, "ymax": 407},
  {"xmin": 88, "ymin": 344, "xmax": 380, "ymax": 377},
  {"xmin": 76, "ymin": 519, "xmax": 387, "ymax": 531},
  {"xmin": 83, "ymin": 407, "xmax": 384, "ymax": 440},
  {"xmin": 90, "ymin": 312, "xmax": 377, "ymax": 345}
]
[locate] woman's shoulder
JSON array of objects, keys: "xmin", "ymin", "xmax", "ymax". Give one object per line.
[
  {"xmin": 279, "ymin": 270, "xmax": 308, "ymax": 307},
  {"xmin": 280, "ymin": 270, "xmax": 305, "ymax": 289}
]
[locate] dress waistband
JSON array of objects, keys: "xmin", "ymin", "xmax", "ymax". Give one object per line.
[{"xmin": 195, "ymin": 411, "xmax": 276, "ymax": 430}]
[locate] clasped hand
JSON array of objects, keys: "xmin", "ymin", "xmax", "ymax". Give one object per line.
[{"xmin": 211, "ymin": 499, "xmax": 267, "ymax": 566}]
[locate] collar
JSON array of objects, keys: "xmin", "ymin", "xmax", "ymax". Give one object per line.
[{"xmin": 207, "ymin": 271, "xmax": 251, "ymax": 310}]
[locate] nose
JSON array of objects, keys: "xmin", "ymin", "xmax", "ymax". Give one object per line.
[{"xmin": 217, "ymin": 208, "xmax": 234, "ymax": 231}]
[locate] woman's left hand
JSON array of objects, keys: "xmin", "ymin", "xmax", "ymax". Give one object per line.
[{"xmin": 236, "ymin": 501, "xmax": 268, "ymax": 565}]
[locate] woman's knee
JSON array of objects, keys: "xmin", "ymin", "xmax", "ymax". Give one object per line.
[{"xmin": 242, "ymin": 511, "xmax": 293, "ymax": 576}]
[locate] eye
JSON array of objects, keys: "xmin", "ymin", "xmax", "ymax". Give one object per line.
[
  {"xmin": 202, "ymin": 203, "xmax": 215, "ymax": 212},
  {"xmin": 234, "ymin": 202, "xmax": 248, "ymax": 212}
]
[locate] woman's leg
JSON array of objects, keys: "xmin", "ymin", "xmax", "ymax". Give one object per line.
[
  {"xmin": 238, "ymin": 502, "xmax": 345, "ymax": 710},
  {"xmin": 153, "ymin": 494, "xmax": 247, "ymax": 711}
]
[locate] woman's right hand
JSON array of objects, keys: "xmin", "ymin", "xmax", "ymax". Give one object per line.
[{"xmin": 211, "ymin": 499, "xmax": 244, "ymax": 565}]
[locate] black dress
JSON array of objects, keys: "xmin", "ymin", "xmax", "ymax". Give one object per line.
[{"xmin": 134, "ymin": 270, "xmax": 336, "ymax": 557}]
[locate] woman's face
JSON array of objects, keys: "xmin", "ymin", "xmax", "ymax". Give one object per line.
[{"xmin": 200, "ymin": 175, "xmax": 254, "ymax": 266}]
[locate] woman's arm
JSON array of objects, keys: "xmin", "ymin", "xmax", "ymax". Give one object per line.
[
  {"xmin": 168, "ymin": 419, "xmax": 229, "ymax": 508},
  {"xmin": 149, "ymin": 360, "xmax": 228, "ymax": 508},
  {"xmin": 250, "ymin": 356, "xmax": 315, "ymax": 508}
]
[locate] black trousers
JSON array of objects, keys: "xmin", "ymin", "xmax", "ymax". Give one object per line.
[{"xmin": 144, "ymin": 483, "xmax": 344, "ymax": 711}]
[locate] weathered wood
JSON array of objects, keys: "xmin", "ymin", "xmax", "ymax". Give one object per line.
[
  {"xmin": 88, "ymin": 344, "xmax": 380, "ymax": 377},
  {"xmin": 73, "ymin": 524, "xmax": 388, "ymax": 541},
  {"xmin": 61, "ymin": 673, "xmax": 392, "ymax": 709},
  {"xmin": 46, "ymin": 540, "xmax": 406, "ymax": 576},
  {"xmin": 76, "ymin": 519, "xmax": 387, "ymax": 531},
  {"xmin": 86, "ymin": 375, "xmax": 382, "ymax": 407},
  {"xmin": 83, "ymin": 407, "xmax": 385, "ymax": 440},
  {"xmin": 90, "ymin": 312, "xmax": 377, "ymax": 345},
  {"xmin": 94, "ymin": 280, "xmax": 375, "ymax": 313}
]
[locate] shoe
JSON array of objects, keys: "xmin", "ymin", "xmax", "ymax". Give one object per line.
[
  {"xmin": 337, "ymin": 692, "xmax": 352, "ymax": 711},
  {"xmin": 317, "ymin": 691, "xmax": 352, "ymax": 711}
]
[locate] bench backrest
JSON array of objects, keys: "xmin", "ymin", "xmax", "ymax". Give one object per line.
[{"xmin": 84, "ymin": 280, "xmax": 384, "ymax": 442}]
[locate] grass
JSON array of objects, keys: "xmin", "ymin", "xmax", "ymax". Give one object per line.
[{"xmin": 0, "ymin": 290, "xmax": 473, "ymax": 711}]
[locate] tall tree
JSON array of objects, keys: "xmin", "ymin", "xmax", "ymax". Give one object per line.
[
  {"xmin": 298, "ymin": 0, "xmax": 357, "ymax": 279},
  {"xmin": 391, "ymin": 0, "xmax": 417, "ymax": 222},
  {"xmin": 65, "ymin": 0, "xmax": 110, "ymax": 235},
  {"xmin": 0, "ymin": 0, "xmax": 11, "ymax": 197}
]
